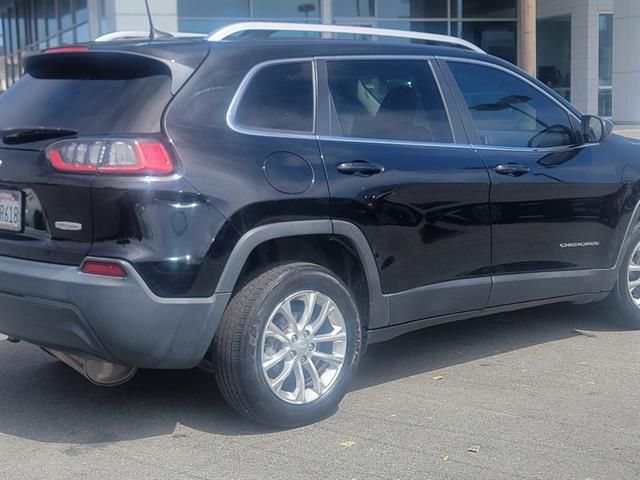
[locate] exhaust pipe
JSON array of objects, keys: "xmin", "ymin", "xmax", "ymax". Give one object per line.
[{"xmin": 47, "ymin": 349, "xmax": 137, "ymax": 387}]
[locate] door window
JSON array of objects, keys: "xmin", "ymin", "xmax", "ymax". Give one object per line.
[
  {"xmin": 327, "ymin": 60, "xmax": 453, "ymax": 143},
  {"xmin": 448, "ymin": 61, "xmax": 576, "ymax": 148}
]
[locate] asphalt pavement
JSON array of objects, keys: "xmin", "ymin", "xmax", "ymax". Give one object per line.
[{"xmin": 0, "ymin": 301, "xmax": 638, "ymax": 480}]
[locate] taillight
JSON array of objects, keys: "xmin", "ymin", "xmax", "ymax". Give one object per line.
[
  {"xmin": 81, "ymin": 260, "xmax": 127, "ymax": 278},
  {"xmin": 46, "ymin": 138, "xmax": 175, "ymax": 175}
]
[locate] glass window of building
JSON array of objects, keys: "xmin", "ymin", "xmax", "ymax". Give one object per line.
[
  {"xmin": 2, "ymin": 15, "xmax": 8, "ymax": 79},
  {"xmin": 46, "ymin": 0, "xmax": 57, "ymax": 45},
  {"xmin": 177, "ymin": 0, "xmax": 251, "ymax": 33},
  {"xmin": 598, "ymin": 13, "xmax": 613, "ymax": 118},
  {"xmin": 332, "ymin": 0, "xmax": 375, "ymax": 18},
  {"xmin": 8, "ymin": 6, "xmax": 16, "ymax": 53},
  {"xmin": 15, "ymin": 1, "xmax": 26, "ymax": 50},
  {"xmin": 253, "ymin": 0, "xmax": 321, "ymax": 19},
  {"xmin": 75, "ymin": 23, "xmax": 89, "ymax": 43},
  {"xmin": 537, "ymin": 16, "xmax": 572, "ymax": 102},
  {"xmin": 34, "ymin": 0, "xmax": 47, "ymax": 46},
  {"xmin": 76, "ymin": 0, "xmax": 88, "ymax": 24},
  {"xmin": 450, "ymin": 0, "xmax": 458, "ymax": 17},
  {"xmin": 98, "ymin": 0, "xmax": 108, "ymax": 34},
  {"xmin": 462, "ymin": 0, "xmax": 517, "ymax": 19},
  {"xmin": 377, "ymin": 20, "xmax": 448, "ymax": 37},
  {"xmin": 1, "ymin": 0, "xmax": 91, "ymax": 87},
  {"xmin": 59, "ymin": 0, "xmax": 73, "ymax": 31},
  {"xmin": 461, "ymin": 22, "xmax": 517, "ymax": 64},
  {"xmin": 0, "ymin": 21, "xmax": 3, "ymax": 90},
  {"xmin": 378, "ymin": 0, "xmax": 449, "ymax": 19},
  {"xmin": 178, "ymin": 0, "xmax": 321, "ymax": 32},
  {"xmin": 178, "ymin": 0, "xmax": 250, "ymax": 18}
]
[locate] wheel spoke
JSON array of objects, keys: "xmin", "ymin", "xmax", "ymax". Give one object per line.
[
  {"xmin": 299, "ymin": 291, "xmax": 318, "ymax": 330},
  {"xmin": 304, "ymin": 359, "xmax": 324, "ymax": 395},
  {"xmin": 263, "ymin": 347, "xmax": 290, "ymax": 371},
  {"xmin": 312, "ymin": 350, "xmax": 345, "ymax": 366},
  {"xmin": 628, "ymin": 278, "xmax": 640, "ymax": 291},
  {"xmin": 270, "ymin": 359, "xmax": 296, "ymax": 390},
  {"xmin": 307, "ymin": 299, "xmax": 334, "ymax": 336},
  {"xmin": 629, "ymin": 264, "xmax": 640, "ymax": 272},
  {"xmin": 265, "ymin": 323, "xmax": 288, "ymax": 344},
  {"xmin": 293, "ymin": 361, "xmax": 306, "ymax": 402},
  {"xmin": 313, "ymin": 329, "xmax": 346, "ymax": 343},
  {"xmin": 278, "ymin": 301, "xmax": 299, "ymax": 334}
]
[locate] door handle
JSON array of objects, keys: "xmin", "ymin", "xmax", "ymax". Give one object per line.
[
  {"xmin": 337, "ymin": 161, "xmax": 385, "ymax": 176},
  {"xmin": 495, "ymin": 163, "xmax": 530, "ymax": 177}
]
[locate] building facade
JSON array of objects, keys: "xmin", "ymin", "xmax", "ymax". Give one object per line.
[{"xmin": 0, "ymin": 0, "xmax": 635, "ymax": 123}]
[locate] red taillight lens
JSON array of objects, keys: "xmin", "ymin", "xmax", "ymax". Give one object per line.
[
  {"xmin": 48, "ymin": 149, "xmax": 98, "ymax": 173},
  {"xmin": 81, "ymin": 261, "xmax": 128, "ymax": 278},
  {"xmin": 46, "ymin": 138, "xmax": 174, "ymax": 175}
]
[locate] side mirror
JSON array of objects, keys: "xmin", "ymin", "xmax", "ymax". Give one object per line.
[{"xmin": 581, "ymin": 115, "xmax": 610, "ymax": 143}]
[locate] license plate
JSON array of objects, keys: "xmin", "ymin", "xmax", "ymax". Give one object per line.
[{"xmin": 0, "ymin": 190, "xmax": 23, "ymax": 232}]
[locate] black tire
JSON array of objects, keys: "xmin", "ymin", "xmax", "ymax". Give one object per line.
[
  {"xmin": 608, "ymin": 227, "xmax": 640, "ymax": 329},
  {"xmin": 213, "ymin": 262, "xmax": 362, "ymax": 427}
]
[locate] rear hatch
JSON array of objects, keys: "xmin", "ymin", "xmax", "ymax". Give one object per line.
[{"xmin": 0, "ymin": 42, "xmax": 208, "ymax": 265}]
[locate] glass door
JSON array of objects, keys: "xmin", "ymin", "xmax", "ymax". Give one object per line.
[{"xmin": 537, "ymin": 16, "xmax": 572, "ymax": 102}]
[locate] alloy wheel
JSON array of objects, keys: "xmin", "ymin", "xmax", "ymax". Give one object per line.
[
  {"xmin": 627, "ymin": 242, "xmax": 640, "ymax": 306},
  {"xmin": 260, "ymin": 290, "xmax": 348, "ymax": 405}
]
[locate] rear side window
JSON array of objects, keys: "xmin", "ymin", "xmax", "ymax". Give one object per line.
[
  {"xmin": 327, "ymin": 60, "xmax": 453, "ymax": 143},
  {"xmin": 448, "ymin": 61, "xmax": 576, "ymax": 148},
  {"xmin": 0, "ymin": 55, "xmax": 173, "ymax": 135},
  {"xmin": 234, "ymin": 61, "xmax": 314, "ymax": 133}
]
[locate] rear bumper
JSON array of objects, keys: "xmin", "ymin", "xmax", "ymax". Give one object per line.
[{"xmin": 0, "ymin": 255, "xmax": 230, "ymax": 369}]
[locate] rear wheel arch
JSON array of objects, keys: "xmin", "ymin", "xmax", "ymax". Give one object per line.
[{"xmin": 215, "ymin": 220, "xmax": 389, "ymax": 331}]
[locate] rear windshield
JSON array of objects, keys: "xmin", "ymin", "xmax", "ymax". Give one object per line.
[{"xmin": 0, "ymin": 59, "xmax": 173, "ymax": 135}]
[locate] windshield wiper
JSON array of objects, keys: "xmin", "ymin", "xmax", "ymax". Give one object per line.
[{"xmin": 1, "ymin": 127, "xmax": 78, "ymax": 145}]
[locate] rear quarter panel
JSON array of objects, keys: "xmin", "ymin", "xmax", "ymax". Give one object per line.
[{"xmin": 164, "ymin": 48, "xmax": 332, "ymax": 291}]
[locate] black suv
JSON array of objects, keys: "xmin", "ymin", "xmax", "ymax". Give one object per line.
[{"xmin": 0, "ymin": 23, "xmax": 638, "ymax": 427}]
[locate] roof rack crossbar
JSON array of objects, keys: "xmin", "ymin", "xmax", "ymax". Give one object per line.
[
  {"xmin": 95, "ymin": 31, "xmax": 205, "ymax": 42},
  {"xmin": 207, "ymin": 22, "xmax": 485, "ymax": 53}
]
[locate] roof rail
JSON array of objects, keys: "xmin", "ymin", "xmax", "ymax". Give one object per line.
[
  {"xmin": 95, "ymin": 31, "xmax": 205, "ymax": 42},
  {"xmin": 207, "ymin": 22, "xmax": 485, "ymax": 53}
]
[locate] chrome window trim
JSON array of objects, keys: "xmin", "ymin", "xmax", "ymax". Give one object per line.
[
  {"xmin": 318, "ymin": 135, "xmax": 471, "ymax": 149},
  {"xmin": 316, "ymin": 54, "xmax": 434, "ymax": 61},
  {"xmin": 471, "ymin": 143, "xmax": 598, "ymax": 153},
  {"xmin": 226, "ymin": 57, "xmax": 318, "ymax": 140},
  {"xmin": 315, "ymin": 138, "xmax": 594, "ymax": 152}
]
